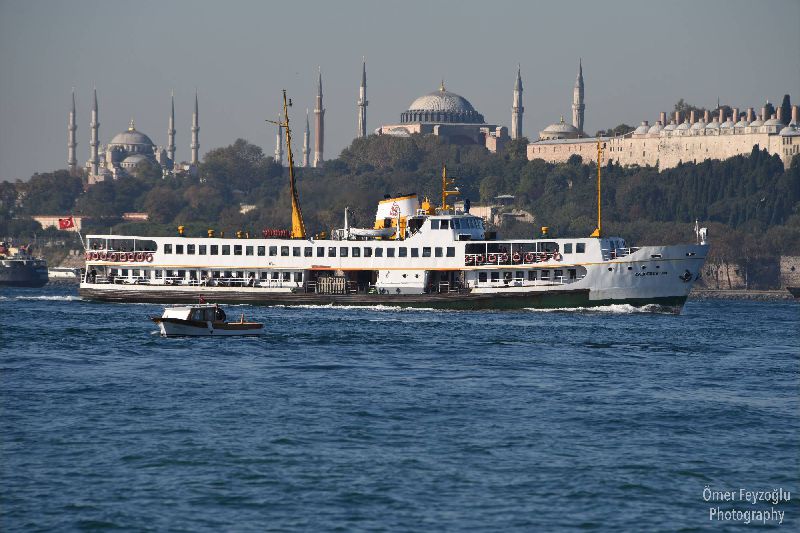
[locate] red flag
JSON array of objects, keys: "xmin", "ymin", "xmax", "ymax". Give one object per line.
[{"xmin": 58, "ymin": 216, "xmax": 75, "ymax": 230}]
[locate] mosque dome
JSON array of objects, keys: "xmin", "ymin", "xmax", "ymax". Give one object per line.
[
  {"xmin": 705, "ymin": 121, "xmax": 720, "ymax": 129},
  {"xmin": 763, "ymin": 117, "xmax": 784, "ymax": 127},
  {"xmin": 780, "ymin": 124, "xmax": 800, "ymax": 136},
  {"xmin": 748, "ymin": 119, "xmax": 764, "ymax": 128},
  {"xmin": 720, "ymin": 119, "xmax": 735, "ymax": 129},
  {"xmin": 690, "ymin": 120, "xmax": 706, "ymax": 132},
  {"xmin": 109, "ymin": 120, "xmax": 155, "ymax": 149},
  {"xmin": 734, "ymin": 119, "xmax": 750, "ymax": 128},
  {"xmin": 663, "ymin": 121, "xmax": 676, "ymax": 132},
  {"xmin": 633, "ymin": 121, "xmax": 650, "ymax": 135},
  {"xmin": 647, "ymin": 122, "xmax": 664, "ymax": 134},
  {"xmin": 675, "ymin": 121, "xmax": 691, "ymax": 131},
  {"xmin": 401, "ymin": 83, "xmax": 485, "ymax": 124}
]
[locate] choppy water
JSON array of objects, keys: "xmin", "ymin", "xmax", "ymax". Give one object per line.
[{"xmin": 1, "ymin": 285, "xmax": 798, "ymax": 531}]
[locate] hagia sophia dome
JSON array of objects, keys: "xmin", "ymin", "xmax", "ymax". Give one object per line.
[{"xmin": 400, "ymin": 82, "xmax": 485, "ymax": 124}]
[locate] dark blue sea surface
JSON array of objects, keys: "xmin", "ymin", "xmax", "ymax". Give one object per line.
[{"xmin": 1, "ymin": 285, "xmax": 798, "ymax": 531}]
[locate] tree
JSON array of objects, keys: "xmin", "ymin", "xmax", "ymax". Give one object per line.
[
  {"xmin": 17, "ymin": 171, "xmax": 83, "ymax": 215},
  {"xmin": 143, "ymin": 187, "xmax": 184, "ymax": 223},
  {"xmin": 779, "ymin": 94, "xmax": 791, "ymax": 124}
]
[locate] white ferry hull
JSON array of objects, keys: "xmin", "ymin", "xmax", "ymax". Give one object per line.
[{"xmin": 153, "ymin": 318, "xmax": 264, "ymax": 337}]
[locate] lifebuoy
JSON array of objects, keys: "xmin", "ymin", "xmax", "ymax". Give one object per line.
[
  {"xmin": 476, "ymin": 254, "xmax": 484, "ymax": 263},
  {"xmin": 126, "ymin": 252, "xmax": 134, "ymax": 262},
  {"xmin": 465, "ymin": 255, "xmax": 474, "ymax": 265},
  {"xmin": 553, "ymin": 252, "xmax": 563, "ymax": 261},
  {"xmin": 524, "ymin": 252, "xmax": 535, "ymax": 263},
  {"xmin": 499, "ymin": 253, "xmax": 508, "ymax": 263},
  {"xmin": 135, "ymin": 252, "xmax": 145, "ymax": 262},
  {"xmin": 145, "ymin": 253, "xmax": 154, "ymax": 262},
  {"xmin": 84, "ymin": 252, "xmax": 91, "ymax": 260},
  {"xmin": 488, "ymin": 253, "xmax": 497, "ymax": 263},
  {"xmin": 99, "ymin": 252, "xmax": 108, "ymax": 261},
  {"xmin": 90, "ymin": 251, "xmax": 98, "ymax": 261},
  {"xmin": 512, "ymin": 253, "xmax": 521, "ymax": 263}
]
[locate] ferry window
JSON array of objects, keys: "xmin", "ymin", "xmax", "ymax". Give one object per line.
[
  {"xmin": 213, "ymin": 271, "xmax": 221, "ymax": 278},
  {"xmin": 211, "ymin": 245, "xmax": 218, "ymax": 255},
  {"xmin": 490, "ymin": 271, "xmax": 500, "ymax": 282},
  {"xmin": 555, "ymin": 269, "xmax": 563, "ymax": 280},
  {"xmin": 246, "ymin": 246, "xmax": 254, "ymax": 256},
  {"xmin": 199, "ymin": 245, "xmax": 207, "ymax": 255},
  {"xmin": 259, "ymin": 272, "xmax": 268, "ymax": 280},
  {"xmin": 569, "ymin": 269, "xmax": 577, "ymax": 280},
  {"xmin": 430, "ymin": 220, "xmax": 440, "ymax": 230},
  {"xmin": 224, "ymin": 271, "xmax": 232, "ymax": 278},
  {"xmin": 186, "ymin": 244, "xmax": 195, "ymax": 255},
  {"xmin": 339, "ymin": 247, "xmax": 348, "ymax": 257},
  {"xmin": 576, "ymin": 243, "xmax": 586, "ymax": 253},
  {"xmin": 479, "ymin": 272, "xmax": 487, "ymax": 283},
  {"xmin": 164, "ymin": 244, "xmax": 173, "ymax": 254},
  {"xmin": 398, "ymin": 247, "xmax": 407, "ymax": 257},
  {"xmin": 175, "ymin": 244, "xmax": 184, "ymax": 254},
  {"xmin": 132, "ymin": 269, "xmax": 140, "ymax": 277},
  {"xmin": 422, "ymin": 247, "xmax": 431, "ymax": 257},
  {"xmin": 257, "ymin": 246, "xmax": 265, "ymax": 256},
  {"xmin": 234, "ymin": 245, "xmax": 242, "ymax": 256},
  {"xmin": 281, "ymin": 246, "xmax": 289, "ymax": 256},
  {"xmin": 110, "ymin": 269, "xmax": 118, "ymax": 276},
  {"xmin": 317, "ymin": 247, "xmax": 325, "ymax": 257},
  {"xmin": 453, "ymin": 220, "xmax": 461, "ymax": 229},
  {"xmin": 435, "ymin": 247, "xmax": 443, "ymax": 257},
  {"xmin": 387, "ymin": 248, "xmax": 396, "ymax": 258},
  {"xmin": 294, "ymin": 272, "xmax": 302, "ymax": 282},
  {"xmin": 222, "ymin": 245, "xmax": 231, "ymax": 255},
  {"xmin": 352, "ymin": 247, "xmax": 361, "ymax": 257},
  {"xmin": 282, "ymin": 272, "xmax": 290, "ymax": 282},
  {"xmin": 538, "ymin": 242, "xmax": 558, "ymax": 253},
  {"xmin": 364, "ymin": 247, "xmax": 372, "ymax": 257},
  {"xmin": 375, "ymin": 248, "xmax": 383, "ymax": 257},
  {"xmin": 178, "ymin": 270, "xmax": 186, "ymax": 278},
  {"xmin": 121, "ymin": 269, "xmax": 129, "ymax": 277},
  {"xmin": 328, "ymin": 247, "xmax": 336, "ymax": 257},
  {"xmin": 441, "ymin": 220, "xmax": 450, "ymax": 229},
  {"xmin": 528, "ymin": 271, "xmax": 537, "ymax": 281},
  {"xmin": 155, "ymin": 270, "xmax": 163, "ymax": 279},
  {"xmin": 304, "ymin": 247, "xmax": 313, "ymax": 257},
  {"xmin": 446, "ymin": 247, "xmax": 455, "ymax": 257},
  {"xmin": 269, "ymin": 246, "xmax": 277, "ymax": 256},
  {"xmin": 411, "ymin": 248, "xmax": 419, "ymax": 258},
  {"xmin": 541, "ymin": 270, "xmax": 550, "ymax": 280},
  {"xmin": 271, "ymin": 272, "xmax": 279, "ymax": 280},
  {"xmin": 293, "ymin": 247, "xmax": 301, "ymax": 257},
  {"xmin": 564, "ymin": 243, "xmax": 573, "ymax": 254},
  {"xmin": 516, "ymin": 271, "xmax": 524, "ymax": 280}
]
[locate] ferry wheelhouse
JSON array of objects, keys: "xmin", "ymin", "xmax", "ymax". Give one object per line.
[{"xmin": 79, "ymin": 91, "xmax": 709, "ymax": 312}]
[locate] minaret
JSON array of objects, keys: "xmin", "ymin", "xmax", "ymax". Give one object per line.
[
  {"xmin": 511, "ymin": 65, "xmax": 524, "ymax": 140},
  {"xmin": 68, "ymin": 89, "xmax": 77, "ymax": 175},
  {"xmin": 313, "ymin": 67, "xmax": 325, "ymax": 168},
  {"xmin": 357, "ymin": 58, "xmax": 368, "ymax": 138},
  {"xmin": 190, "ymin": 91, "xmax": 199, "ymax": 165},
  {"xmin": 572, "ymin": 59, "xmax": 585, "ymax": 133},
  {"xmin": 274, "ymin": 113, "xmax": 283, "ymax": 165},
  {"xmin": 167, "ymin": 90, "xmax": 176, "ymax": 165},
  {"xmin": 89, "ymin": 87, "xmax": 100, "ymax": 176},
  {"xmin": 302, "ymin": 108, "xmax": 310, "ymax": 167}
]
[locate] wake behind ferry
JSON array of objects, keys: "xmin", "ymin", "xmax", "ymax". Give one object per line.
[{"xmin": 79, "ymin": 91, "xmax": 708, "ymax": 312}]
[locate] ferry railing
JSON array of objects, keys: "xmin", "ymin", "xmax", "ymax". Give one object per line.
[{"xmin": 600, "ymin": 247, "xmax": 639, "ymax": 260}]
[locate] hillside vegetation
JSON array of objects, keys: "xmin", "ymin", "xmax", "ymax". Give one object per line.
[{"xmin": 2, "ymin": 135, "xmax": 799, "ymax": 268}]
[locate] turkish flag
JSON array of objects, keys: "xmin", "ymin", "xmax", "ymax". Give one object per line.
[{"xmin": 58, "ymin": 217, "xmax": 75, "ymax": 230}]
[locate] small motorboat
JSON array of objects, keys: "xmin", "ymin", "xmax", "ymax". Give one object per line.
[{"xmin": 151, "ymin": 303, "xmax": 264, "ymax": 337}]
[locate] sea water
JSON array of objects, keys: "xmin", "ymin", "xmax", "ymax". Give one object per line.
[{"xmin": 1, "ymin": 286, "xmax": 797, "ymax": 531}]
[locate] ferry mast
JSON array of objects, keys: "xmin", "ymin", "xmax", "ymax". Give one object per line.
[{"xmin": 269, "ymin": 90, "xmax": 306, "ymax": 239}]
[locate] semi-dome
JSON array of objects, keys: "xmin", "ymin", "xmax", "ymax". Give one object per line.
[
  {"xmin": 401, "ymin": 83, "xmax": 485, "ymax": 124},
  {"xmin": 109, "ymin": 120, "xmax": 155, "ymax": 148},
  {"xmin": 120, "ymin": 153, "xmax": 151, "ymax": 168}
]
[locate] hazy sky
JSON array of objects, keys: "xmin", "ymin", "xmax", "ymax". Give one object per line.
[{"xmin": 0, "ymin": 0, "xmax": 798, "ymax": 181}]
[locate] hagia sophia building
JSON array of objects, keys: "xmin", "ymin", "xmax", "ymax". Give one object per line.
[{"xmin": 68, "ymin": 60, "xmax": 799, "ymax": 186}]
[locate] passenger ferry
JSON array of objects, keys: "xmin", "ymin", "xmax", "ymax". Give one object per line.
[{"xmin": 79, "ymin": 91, "xmax": 709, "ymax": 312}]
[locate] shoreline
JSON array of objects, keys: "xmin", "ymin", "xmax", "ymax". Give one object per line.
[{"xmin": 690, "ymin": 289, "xmax": 795, "ymax": 301}]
